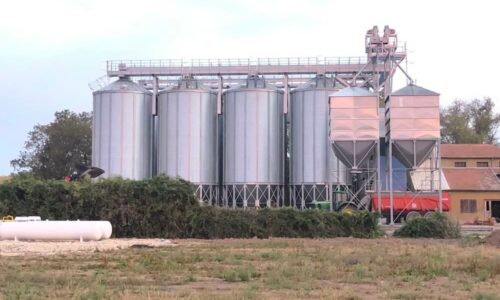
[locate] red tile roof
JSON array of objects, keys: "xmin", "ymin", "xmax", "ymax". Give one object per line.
[
  {"xmin": 441, "ymin": 144, "xmax": 500, "ymax": 158},
  {"xmin": 443, "ymin": 168, "xmax": 500, "ymax": 191}
]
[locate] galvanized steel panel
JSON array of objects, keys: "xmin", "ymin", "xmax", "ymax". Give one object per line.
[
  {"xmin": 329, "ymin": 87, "xmax": 379, "ymax": 168},
  {"xmin": 329, "ymin": 90, "xmax": 379, "ymax": 142},
  {"xmin": 223, "ymin": 85, "xmax": 284, "ymax": 185},
  {"xmin": 157, "ymin": 89, "xmax": 217, "ymax": 185},
  {"xmin": 388, "ymin": 85, "xmax": 440, "ymax": 168},
  {"xmin": 290, "ymin": 84, "xmax": 347, "ymax": 185},
  {"xmin": 92, "ymin": 78, "xmax": 153, "ymax": 180},
  {"xmin": 388, "ymin": 85, "xmax": 440, "ymax": 140},
  {"xmin": 392, "ymin": 140, "xmax": 436, "ymax": 169}
]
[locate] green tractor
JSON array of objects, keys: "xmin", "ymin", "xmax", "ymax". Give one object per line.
[{"xmin": 309, "ymin": 185, "xmax": 350, "ymax": 211}]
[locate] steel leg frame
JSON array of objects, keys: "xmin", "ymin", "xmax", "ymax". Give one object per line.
[
  {"xmin": 222, "ymin": 184, "xmax": 284, "ymax": 208},
  {"xmin": 194, "ymin": 184, "xmax": 218, "ymax": 205},
  {"xmin": 289, "ymin": 184, "xmax": 331, "ymax": 209},
  {"xmin": 387, "ymin": 139, "xmax": 442, "ymax": 223}
]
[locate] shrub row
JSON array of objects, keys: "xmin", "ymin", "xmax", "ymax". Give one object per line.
[
  {"xmin": 0, "ymin": 175, "xmax": 381, "ymax": 238},
  {"xmin": 189, "ymin": 206, "xmax": 381, "ymax": 238}
]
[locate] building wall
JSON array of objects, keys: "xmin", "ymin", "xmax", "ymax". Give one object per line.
[
  {"xmin": 448, "ymin": 191, "xmax": 500, "ymax": 223},
  {"xmin": 441, "ymin": 158, "xmax": 500, "ymax": 168}
]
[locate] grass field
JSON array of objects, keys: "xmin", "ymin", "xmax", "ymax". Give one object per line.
[{"xmin": 0, "ymin": 238, "xmax": 499, "ymax": 299}]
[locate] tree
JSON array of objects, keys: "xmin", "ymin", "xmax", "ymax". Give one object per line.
[
  {"xmin": 11, "ymin": 110, "xmax": 92, "ymax": 179},
  {"xmin": 441, "ymin": 98, "xmax": 500, "ymax": 144}
]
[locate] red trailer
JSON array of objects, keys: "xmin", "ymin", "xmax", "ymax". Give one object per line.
[{"xmin": 371, "ymin": 192, "xmax": 450, "ymax": 222}]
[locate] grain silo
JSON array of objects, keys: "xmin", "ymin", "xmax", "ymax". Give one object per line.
[
  {"xmin": 157, "ymin": 76, "xmax": 218, "ymax": 203},
  {"xmin": 387, "ymin": 84, "xmax": 440, "ymax": 169},
  {"xmin": 329, "ymin": 87, "xmax": 379, "ymax": 169},
  {"xmin": 223, "ymin": 75, "xmax": 285, "ymax": 208},
  {"xmin": 289, "ymin": 75, "xmax": 348, "ymax": 208},
  {"xmin": 329, "ymin": 87, "xmax": 380, "ymax": 210},
  {"xmin": 92, "ymin": 77, "xmax": 153, "ymax": 180}
]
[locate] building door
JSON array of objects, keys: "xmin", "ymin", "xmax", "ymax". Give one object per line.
[{"xmin": 491, "ymin": 201, "xmax": 500, "ymax": 222}]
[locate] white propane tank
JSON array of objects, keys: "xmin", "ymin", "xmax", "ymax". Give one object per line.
[
  {"xmin": 14, "ymin": 216, "xmax": 42, "ymax": 222},
  {"xmin": 99, "ymin": 221, "xmax": 113, "ymax": 239},
  {"xmin": 0, "ymin": 220, "xmax": 113, "ymax": 241}
]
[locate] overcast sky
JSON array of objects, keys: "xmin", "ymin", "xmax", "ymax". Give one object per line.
[{"xmin": 1, "ymin": 0, "xmax": 499, "ymax": 175}]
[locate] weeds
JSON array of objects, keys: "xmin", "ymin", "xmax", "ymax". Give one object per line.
[
  {"xmin": 222, "ymin": 266, "xmax": 257, "ymax": 282},
  {"xmin": 474, "ymin": 293, "xmax": 499, "ymax": 300},
  {"xmin": 0, "ymin": 239, "xmax": 498, "ymax": 299}
]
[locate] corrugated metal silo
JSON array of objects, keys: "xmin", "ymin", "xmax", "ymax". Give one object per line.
[
  {"xmin": 329, "ymin": 87, "xmax": 379, "ymax": 169},
  {"xmin": 329, "ymin": 87, "xmax": 379, "ymax": 209},
  {"xmin": 387, "ymin": 84, "xmax": 440, "ymax": 169},
  {"xmin": 92, "ymin": 77, "xmax": 153, "ymax": 180},
  {"xmin": 289, "ymin": 75, "xmax": 348, "ymax": 208},
  {"xmin": 157, "ymin": 77, "xmax": 218, "ymax": 203},
  {"xmin": 223, "ymin": 75, "xmax": 285, "ymax": 208}
]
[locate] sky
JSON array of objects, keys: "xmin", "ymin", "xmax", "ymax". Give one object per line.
[{"xmin": 0, "ymin": 0, "xmax": 499, "ymax": 175}]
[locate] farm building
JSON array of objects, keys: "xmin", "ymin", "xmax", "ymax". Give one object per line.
[{"xmin": 441, "ymin": 144, "xmax": 500, "ymax": 223}]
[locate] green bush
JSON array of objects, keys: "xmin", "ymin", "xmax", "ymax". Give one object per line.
[
  {"xmin": 394, "ymin": 213, "xmax": 461, "ymax": 238},
  {"xmin": 0, "ymin": 175, "xmax": 382, "ymax": 239},
  {"xmin": 188, "ymin": 207, "xmax": 382, "ymax": 239}
]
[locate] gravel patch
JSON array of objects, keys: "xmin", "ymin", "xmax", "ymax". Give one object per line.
[{"xmin": 0, "ymin": 239, "xmax": 176, "ymax": 256}]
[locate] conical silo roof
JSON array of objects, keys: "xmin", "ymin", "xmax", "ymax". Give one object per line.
[
  {"xmin": 160, "ymin": 76, "xmax": 214, "ymax": 93},
  {"xmin": 293, "ymin": 74, "xmax": 340, "ymax": 91},
  {"xmin": 331, "ymin": 86, "xmax": 375, "ymax": 97},
  {"xmin": 178, "ymin": 76, "xmax": 209, "ymax": 90},
  {"xmin": 94, "ymin": 77, "xmax": 152, "ymax": 95},
  {"xmin": 227, "ymin": 75, "xmax": 282, "ymax": 92},
  {"xmin": 391, "ymin": 84, "xmax": 439, "ymax": 96}
]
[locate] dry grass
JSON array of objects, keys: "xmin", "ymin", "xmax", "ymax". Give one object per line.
[{"xmin": 0, "ymin": 238, "xmax": 499, "ymax": 299}]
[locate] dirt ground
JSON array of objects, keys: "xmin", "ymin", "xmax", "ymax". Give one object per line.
[
  {"xmin": 484, "ymin": 230, "xmax": 500, "ymax": 247},
  {"xmin": 0, "ymin": 238, "xmax": 175, "ymax": 256},
  {"xmin": 1, "ymin": 232, "xmax": 498, "ymax": 257},
  {"xmin": 0, "ymin": 237, "xmax": 498, "ymax": 299}
]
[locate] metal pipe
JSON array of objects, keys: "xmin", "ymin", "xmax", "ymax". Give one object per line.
[
  {"xmin": 389, "ymin": 140, "xmax": 394, "ymax": 225},
  {"xmin": 329, "ymin": 184, "xmax": 333, "ymax": 212},
  {"xmin": 243, "ymin": 184, "xmax": 247, "ymax": 208},
  {"xmin": 377, "ymin": 139, "xmax": 382, "ymax": 214},
  {"xmin": 396, "ymin": 62, "xmax": 414, "ymax": 85},
  {"xmin": 353, "ymin": 141, "xmax": 357, "ymax": 169},
  {"xmin": 438, "ymin": 142, "xmax": 443, "ymax": 212},
  {"xmin": 217, "ymin": 76, "xmax": 223, "ymax": 115},
  {"xmin": 232, "ymin": 185, "xmax": 236, "ymax": 209},
  {"xmin": 267, "ymin": 185, "xmax": 271, "ymax": 208},
  {"xmin": 350, "ymin": 62, "xmax": 371, "ymax": 86},
  {"xmin": 301, "ymin": 186, "xmax": 305, "ymax": 209},
  {"xmin": 413, "ymin": 140, "xmax": 416, "ymax": 168},
  {"xmin": 283, "ymin": 74, "xmax": 289, "ymax": 207},
  {"xmin": 152, "ymin": 76, "xmax": 159, "ymax": 177}
]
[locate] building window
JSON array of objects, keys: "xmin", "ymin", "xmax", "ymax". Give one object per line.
[
  {"xmin": 454, "ymin": 161, "xmax": 466, "ymax": 167},
  {"xmin": 460, "ymin": 199, "xmax": 477, "ymax": 213},
  {"xmin": 477, "ymin": 162, "xmax": 489, "ymax": 167}
]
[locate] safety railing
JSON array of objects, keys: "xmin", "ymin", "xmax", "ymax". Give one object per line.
[{"xmin": 107, "ymin": 56, "xmax": 369, "ymax": 73}]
